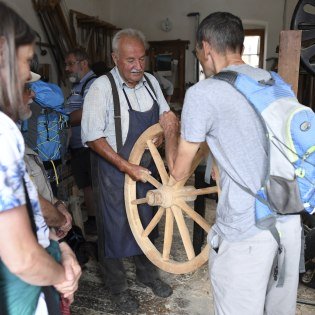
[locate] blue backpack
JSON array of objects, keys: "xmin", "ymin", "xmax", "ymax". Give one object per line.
[
  {"xmin": 214, "ymin": 71, "xmax": 315, "ymax": 285},
  {"xmin": 22, "ymin": 80, "xmax": 69, "ymax": 162}
]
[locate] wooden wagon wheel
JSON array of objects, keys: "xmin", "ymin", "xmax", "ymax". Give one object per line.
[{"xmin": 125, "ymin": 123, "xmax": 220, "ymax": 274}]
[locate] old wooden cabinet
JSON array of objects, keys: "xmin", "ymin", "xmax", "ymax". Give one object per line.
[{"xmin": 148, "ymin": 40, "xmax": 189, "ymax": 103}]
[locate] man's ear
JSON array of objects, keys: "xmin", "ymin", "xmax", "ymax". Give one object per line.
[
  {"xmin": 201, "ymin": 40, "xmax": 211, "ymax": 60},
  {"xmin": 81, "ymin": 59, "xmax": 89, "ymax": 68},
  {"xmin": 241, "ymin": 44, "xmax": 245, "ymax": 56}
]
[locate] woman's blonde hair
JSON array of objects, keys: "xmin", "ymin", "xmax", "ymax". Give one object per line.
[{"xmin": 0, "ymin": 2, "xmax": 36, "ymax": 120}]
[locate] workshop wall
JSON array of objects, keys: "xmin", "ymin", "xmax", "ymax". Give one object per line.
[{"xmin": 4, "ymin": 0, "xmax": 299, "ymax": 86}]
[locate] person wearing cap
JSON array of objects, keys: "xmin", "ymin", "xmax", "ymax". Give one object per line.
[{"xmin": 23, "ymin": 72, "xmax": 73, "ymax": 238}]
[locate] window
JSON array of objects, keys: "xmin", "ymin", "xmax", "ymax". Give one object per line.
[
  {"xmin": 197, "ymin": 28, "xmax": 265, "ymax": 82},
  {"xmin": 242, "ymin": 29, "xmax": 265, "ymax": 68}
]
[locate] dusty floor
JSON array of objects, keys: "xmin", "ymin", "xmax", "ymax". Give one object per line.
[{"xmin": 71, "ymin": 198, "xmax": 315, "ymax": 315}]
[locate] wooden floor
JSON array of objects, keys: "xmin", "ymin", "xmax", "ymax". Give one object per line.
[{"xmin": 70, "ymin": 199, "xmax": 315, "ymax": 315}]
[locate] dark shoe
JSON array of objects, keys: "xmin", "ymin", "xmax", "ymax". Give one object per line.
[
  {"xmin": 140, "ymin": 279, "xmax": 173, "ymax": 298},
  {"xmin": 112, "ymin": 290, "xmax": 139, "ymax": 313}
]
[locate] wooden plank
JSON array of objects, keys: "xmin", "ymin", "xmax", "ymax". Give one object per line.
[{"xmin": 278, "ymin": 30, "xmax": 302, "ymax": 96}]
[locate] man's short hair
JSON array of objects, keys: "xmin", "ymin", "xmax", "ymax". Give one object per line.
[
  {"xmin": 196, "ymin": 12, "xmax": 244, "ymax": 54},
  {"xmin": 112, "ymin": 28, "xmax": 147, "ymax": 54},
  {"xmin": 65, "ymin": 47, "xmax": 90, "ymax": 65}
]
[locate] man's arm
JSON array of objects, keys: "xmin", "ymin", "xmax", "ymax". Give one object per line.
[
  {"xmin": 170, "ymin": 137, "xmax": 201, "ymax": 181},
  {"xmin": 159, "ymin": 111, "xmax": 201, "ymax": 181},
  {"xmin": 39, "ymin": 194, "xmax": 66, "ymax": 227},
  {"xmin": 69, "ymin": 109, "xmax": 82, "ymax": 127},
  {"xmin": 159, "ymin": 111, "xmax": 180, "ymax": 172},
  {"xmin": 87, "ymin": 137, "xmax": 150, "ymax": 182},
  {"xmin": 0, "ymin": 205, "xmax": 66, "ymax": 286}
]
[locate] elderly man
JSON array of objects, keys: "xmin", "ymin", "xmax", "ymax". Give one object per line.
[
  {"xmin": 81, "ymin": 28, "xmax": 172, "ymax": 312},
  {"xmin": 160, "ymin": 12, "xmax": 301, "ymax": 315},
  {"xmin": 65, "ymin": 48, "xmax": 97, "ymax": 231}
]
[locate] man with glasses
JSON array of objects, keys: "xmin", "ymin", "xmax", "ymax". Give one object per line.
[{"xmin": 65, "ymin": 47, "xmax": 97, "ymax": 233}]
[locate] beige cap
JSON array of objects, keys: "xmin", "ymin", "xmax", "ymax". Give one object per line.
[{"xmin": 27, "ymin": 71, "xmax": 41, "ymax": 83}]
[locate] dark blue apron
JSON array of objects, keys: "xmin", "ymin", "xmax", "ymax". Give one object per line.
[{"xmin": 93, "ymin": 84, "xmax": 159, "ymax": 258}]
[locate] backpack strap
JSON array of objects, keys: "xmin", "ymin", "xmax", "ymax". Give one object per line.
[
  {"xmin": 143, "ymin": 74, "xmax": 157, "ymax": 98},
  {"xmin": 80, "ymin": 74, "xmax": 98, "ymax": 97},
  {"xmin": 213, "ymin": 70, "xmax": 238, "ymax": 85},
  {"xmin": 106, "ymin": 72, "xmax": 123, "ymax": 152}
]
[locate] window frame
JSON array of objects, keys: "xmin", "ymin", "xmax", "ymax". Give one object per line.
[{"xmin": 243, "ymin": 29, "xmax": 265, "ymax": 68}]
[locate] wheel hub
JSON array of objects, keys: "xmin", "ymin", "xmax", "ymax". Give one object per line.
[{"xmin": 146, "ymin": 185, "xmax": 197, "ymax": 208}]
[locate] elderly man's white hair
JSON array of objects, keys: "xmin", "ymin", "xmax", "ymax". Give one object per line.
[{"xmin": 112, "ymin": 28, "xmax": 147, "ymax": 54}]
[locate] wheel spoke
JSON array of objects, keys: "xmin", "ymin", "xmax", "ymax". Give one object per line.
[
  {"xmin": 146, "ymin": 140, "xmax": 169, "ymax": 184},
  {"xmin": 142, "ymin": 207, "xmax": 165, "ymax": 237},
  {"xmin": 171, "ymin": 205, "xmax": 195, "ymax": 260},
  {"xmin": 177, "ymin": 186, "xmax": 218, "ymax": 198},
  {"xmin": 141, "ymin": 172, "xmax": 162, "ymax": 188},
  {"xmin": 132, "ymin": 197, "xmax": 148, "ymax": 205},
  {"xmin": 176, "ymin": 200, "xmax": 210, "ymax": 233},
  {"xmin": 163, "ymin": 207, "xmax": 174, "ymax": 261}
]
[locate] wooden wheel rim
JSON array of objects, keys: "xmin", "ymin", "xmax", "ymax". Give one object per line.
[{"xmin": 125, "ymin": 123, "xmax": 218, "ymax": 274}]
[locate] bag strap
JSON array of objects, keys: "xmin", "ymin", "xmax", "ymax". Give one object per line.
[
  {"xmin": 106, "ymin": 72, "xmax": 123, "ymax": 152},
  {"xmin": 22, "ymin": 177, "xmax": 38, "ymax": 238},
  {"xmin": 23, "ymin": 177, "xmax": 62, "ymax": 314},
  {"xmin": 80, "ymin": 74, "xmax": 97, "ymax": 97},
  {"xmin": 143, "ymin": 74, "xmax": 157, "ymax": 98}
]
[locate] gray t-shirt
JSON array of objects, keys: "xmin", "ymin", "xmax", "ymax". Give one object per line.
[{"xmin": 181, "ymin": 64, "xmax": 270, "ymax": 241}]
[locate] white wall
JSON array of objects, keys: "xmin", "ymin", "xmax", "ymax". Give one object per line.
[
  {"xmin": 107, "ymin": 0, "xmax": 290, "ymax": 83},
  {"xmin": 4, "ymin": 0, "xmax": 301, "ymax": 85}
]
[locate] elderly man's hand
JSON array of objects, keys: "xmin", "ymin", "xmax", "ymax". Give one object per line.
[
  {"xmin": 125, "ymin": 163, "xmax": 151, "ymax": 182},
  {"xmin": 159, "ymin": 111, "xmax": 179, "ymax": 135}
]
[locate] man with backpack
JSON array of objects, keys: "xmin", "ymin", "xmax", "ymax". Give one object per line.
[
  {"xmin": 22, "ymin": 66, "xmax": 68, "ymax": 195},
  {"xmin": 65, "ymin": 47, "xmax": 97, "ymax": 232},
  {"xmin": 23, "ymin": 73, "xmax": 73, "ymax": 238},
  {"xmin": 160, "ymin": 12, "xmax": 303, "ymax": 315}
]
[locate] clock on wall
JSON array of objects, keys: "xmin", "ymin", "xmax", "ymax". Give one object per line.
[{"xmin": 161, "ymin": 18, "xmax": 172, "ymax": 32}]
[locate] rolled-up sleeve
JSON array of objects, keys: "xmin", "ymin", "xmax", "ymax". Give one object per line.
[{"xmin": 81, "ymin": 76, "xmax": 111, "ymax": 146}]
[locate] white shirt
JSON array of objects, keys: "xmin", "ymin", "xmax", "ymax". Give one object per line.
[
  {"xmin": 0, "ymin": 112, "xmax": 50, "ymax": 248},
  {"xmin": 81, "ymin": 67, "xmax": 170, "ymax": 152}
]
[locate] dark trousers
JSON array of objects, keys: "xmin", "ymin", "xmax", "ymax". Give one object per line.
[{"xmin": 103, "ymin": 254, "xmax": 159, "ymax": 294}]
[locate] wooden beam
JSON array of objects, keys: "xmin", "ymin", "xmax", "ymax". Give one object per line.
[{"xmin": 278, "ymin": 30, "xmax": 302, "ymax": 96}]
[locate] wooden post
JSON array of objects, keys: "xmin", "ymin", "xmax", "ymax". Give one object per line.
[
  {"xmin": 278, "ymin": 30, "xmax": 302, "ymax": 96},
  {"xmin": 69, "ymin": 185, "xmax": 85, "ymax": 237}
]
